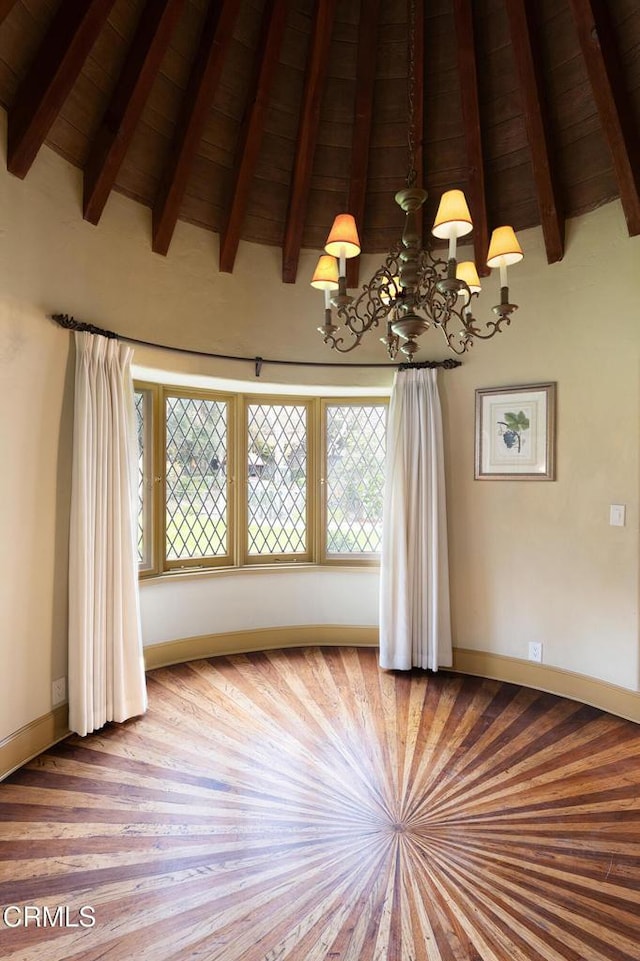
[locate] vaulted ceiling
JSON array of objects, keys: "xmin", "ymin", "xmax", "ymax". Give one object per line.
[{"xmin": 0, "ymin": 0, "xmax": 638, "ymax": 285}]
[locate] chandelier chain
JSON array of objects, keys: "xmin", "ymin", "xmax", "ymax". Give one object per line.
[{"xmin": 406, "ymin": 0, "xmax": 418, "ymax": 188}]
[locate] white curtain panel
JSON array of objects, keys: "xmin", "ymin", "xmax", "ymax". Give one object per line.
[
  {"xmin": 379, "ymin": 367, "xmax": 452, "ymax": 671},
  {"xmin": 68, "ymin": 331, "xmax": 147, "ymax": 736}
]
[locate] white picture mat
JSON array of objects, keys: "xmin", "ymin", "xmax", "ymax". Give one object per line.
[{"xmin": 475, "ymin": 383, "xmax": 555, "ymax": 480}]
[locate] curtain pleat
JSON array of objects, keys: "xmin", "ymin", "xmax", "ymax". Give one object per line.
[
  {"xmin": 379, "ymin": 368, "xmax": 452, "ymax": 671},
  {"xmin": 68, "ymin": 332, "xmax": 147, "ymax": 736}
]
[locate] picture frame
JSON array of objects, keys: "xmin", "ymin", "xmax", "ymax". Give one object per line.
[{"xmin": 475, "ymin": 382, "xmax": 556, "ymax": 480}]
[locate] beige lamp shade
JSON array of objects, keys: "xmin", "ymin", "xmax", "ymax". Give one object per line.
[
  {"xmin": 324, "ymin": 214, "xmax": 361, "ymax": 259},
  {"xmin": 432, "ymin": 189, "xmax": 473, "ymax": 240},
  {"xmin": 487, "ymin": 226, "xmax": 523, "ymax": 267},
  {"xmin": 456, "ymin": 261, "xmax": 481, "ymax": 293},
  {"xmin": 311, "ymin": 254, "xmax": 339, "ymax": 290}
]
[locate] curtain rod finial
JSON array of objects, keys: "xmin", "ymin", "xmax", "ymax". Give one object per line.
[{"xmin": 51, "ymin": 312, "xmax": 118, "ymax": 339}]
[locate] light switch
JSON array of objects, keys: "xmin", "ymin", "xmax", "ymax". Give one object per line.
[{"xmin": 610, "ymin": 504, "xmax": 626, "ymax": 527}]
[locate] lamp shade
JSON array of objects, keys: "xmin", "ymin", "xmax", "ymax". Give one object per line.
[
  {"xmin": 311, "ymin": 254, "xmax": 339, "ymax": 290},
  {"xmin": 456, "ymin": 261, "xmax": 481, "ymax": 293},
  {"xmin": 324, "ymin": 214, "xmax": 361, "ymax": 259},
  {"xmin": 432, "ymin": 189, "xmax": 473, "ymax": 240},
  {"xmin": 486, "ymin": 226, "xmax": 523, "ymax": 267}
]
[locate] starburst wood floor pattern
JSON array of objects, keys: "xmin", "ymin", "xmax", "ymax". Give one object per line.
[{"xmin": 1, "ymin": 647, "xmax": 640, "ymax": 961}]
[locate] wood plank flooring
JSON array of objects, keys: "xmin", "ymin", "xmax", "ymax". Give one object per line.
[{"xmin": 1, "ymin": 647, "xmax": 639, "ymax": 961}]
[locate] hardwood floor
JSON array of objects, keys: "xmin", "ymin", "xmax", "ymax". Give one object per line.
[{"xmin": 1, "ymin": 647, "xmax": 639, "ymax": 961}]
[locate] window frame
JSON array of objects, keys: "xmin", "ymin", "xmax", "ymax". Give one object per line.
[
  {"xmin": 241, "ymin": 395, "xmax": 316, "ymax": 566},
  {"xmin": 320, "ymin": 398, "xmax": 388, "ymax": 567},
  {"xmin": 162, "ymin": 386, "xmax": 236, "ymax": 572},
  {"xmin": 135, "ymin": 382, "xmax": 160, "ymax": 578},
  {"xmin": 134, "ymin": 381, "xmax": 388, "ymax": 575}
]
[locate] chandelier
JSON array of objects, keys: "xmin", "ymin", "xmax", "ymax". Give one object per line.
[{"xmin": 310, "ymin": 0, "xmax": 524, "ymax": 359}]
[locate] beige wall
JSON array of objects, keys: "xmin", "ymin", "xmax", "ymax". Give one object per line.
[
  {"xmin": 140, "ymin": 569, "xmax": 380, "ymax": 648},
  {"xmin": 0, "ymin": 303, "xmax": 72, "ymax": 738},
  {"xmin": 442, "ymin": 204, "xmax": 640, "ymax": 689},
  {"xmin": 1, "ymin": 115, "xmax": 638, "ymax": 744}
]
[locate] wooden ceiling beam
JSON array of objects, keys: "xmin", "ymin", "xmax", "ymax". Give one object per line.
[
  {"xmin": 152, "ymin": 0, "xmax": 240, "ymax": 256},
  {"xmin": 7, "ymin": 0, "xmax": 117, "ymax": 179},
  {"xmin": 451, "ymin": 0, "xmax": 490, "ymax": 276},
  {"xmin": 567, "ymin": 0, "xmax": 640, "ymax": 235},
  {"xmin": 219, "ymin": 0, "xmax": 288, "ymax": 274},
  {"xmin": 282, "ymin": 0, "xmax": 337, "ymax": 284},
  {"xmin": 345, "ymin": 0, "xmax": 382, "ymax": 290},
  {"xmin": 0, "ymin": 0, "xmax": 18, "ymax": 26},
  {"xmin": 505, "ymin": 0, "xmax": 564, "ymax": 264},
  {"xmin": 83, "ymin": 0, "xmax": 187, "ymax": 226}
]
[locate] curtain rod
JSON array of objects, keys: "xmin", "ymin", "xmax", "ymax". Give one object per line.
[{"xmin": 51, "ymin": 313, "xmax": 462, "ymax": 378}]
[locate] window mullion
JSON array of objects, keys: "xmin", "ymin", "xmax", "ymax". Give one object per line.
[
  {"xmin": 151, "ymin": 383, "xmax": 163, "ymax": 576},
  {"xmin": 238, "ymin": 395, "xmax": 249, "ymax": 566},
  {"xmin": 159, "ymin": 385, "xmax": 169, "ymax": 573},
  {"xmin": 133, "ymin": 381, "xmax": 161, "ymax": 577},
  {"xmin": 309, "ymin": 397, "xmax": 321, "ymax": 564},
  {"xmin": 319, "ymin": 398, "xmax": 328, "ymax": 564}
]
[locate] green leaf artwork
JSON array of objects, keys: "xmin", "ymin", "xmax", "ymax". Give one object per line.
[{"xmin": 498, "ymin": 410, "xmax": 530, "ymax": 453}]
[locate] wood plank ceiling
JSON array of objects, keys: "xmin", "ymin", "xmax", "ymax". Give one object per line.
[{"xmin": 0, "ymin": 0, "xmax": 638, "ymax": 284}]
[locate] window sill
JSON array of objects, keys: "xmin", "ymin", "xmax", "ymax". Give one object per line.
[{"xmin": 139, "ymin": 561, "xmax": 380, "ymax": 584}]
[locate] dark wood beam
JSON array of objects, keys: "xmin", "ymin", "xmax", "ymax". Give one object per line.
[
  {"xmin": 152, "ymin": 0, "xmax": 241, "ymax": 256},
  {"xmin": 451, "ymin": 0, "xmax": 490, "ymax": 276},
  {"xmin": 83, "ymin": 0, "xmax": 187, "ymax": 225},
  {"xmin": 0, "ymin": 0, "xmax": 18, "ymax": 26},
  {"xmin": 567, "ymin": 0, "xmax": 640, "ymax": 235},
  {"xmin": 346, "ymin": 0, "xmax": 382, "ymax": 290},
  {"xmin": 504, "ymin": 0, "xmax": 564, "ymax": 264},
  {"xmin": 219, "ymin": 0, "xmax": 288, "ymax": 273},
  {"xmin": 282, "ymin": 0, "xmax": 337, "ymax": 284},
  {"xmin": 7, "ymin": 0, "xmax": 117, "ymax": 178}
]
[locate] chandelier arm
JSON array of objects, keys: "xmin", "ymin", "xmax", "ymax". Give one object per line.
[
  {"xmin": 423, "ymin": 247, "xmax": 449, "ymax": 272},
  {"xmin": 329, "ymin": 249, "xmax": 404, "ymax": 341},
  {"xmin": 461, "ymin": 307, "xmax": 518, "ymax": 340},
  {"xmin": 318, "ymin": 326, "xmax": 365, "ymax": 353},
  {"xmin": 335, "ymin": 301, "xmax": 386, "ymax": 338},
  {"xmin": 426, "ymin": 288, "xmax": 519, "ymax": 353}
]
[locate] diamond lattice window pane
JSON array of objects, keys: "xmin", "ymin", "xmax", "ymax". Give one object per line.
[
  {"xmin": 247, "ymin": 403, "xmax": 307, "ymax": 555},
  {"xmin": 326, "ymin": 404, "xmax": 387, "ymax": 554},
  {"xmin": 165, "ymin": 396, "xmax": 228, "ymax": 561},
  {"xmin": 134, "ymin": 390, "xmax": 145, "ymax": 564}
]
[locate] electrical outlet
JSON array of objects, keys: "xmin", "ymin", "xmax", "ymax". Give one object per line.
[
  {"xmin": 52, "ymin": 677, "xmax": 67, "ymax": 708},
  {"xmin": 528, "ymin": 642, "xmax": 543, "ymax": 664}
]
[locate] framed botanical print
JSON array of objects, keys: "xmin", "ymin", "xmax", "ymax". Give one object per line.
[{"xmin": 475, "ymin": 382, "xmax": 556, "ymax": 480}]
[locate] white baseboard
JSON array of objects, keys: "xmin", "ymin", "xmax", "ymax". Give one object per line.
[
  {"xmin": 145, "ymin": 627, "xmax": 640, "ymax": 723},
  {"xmin": 451, "ymin": 647, "xmax": 640, "ymax": 724},
  {"xmin": 0, "ymin": 705, "xmax": 69, "ymax": 781},
  {"xmin": 142, "ymin": 624, "xmax": 378, "ymax": 669}
]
